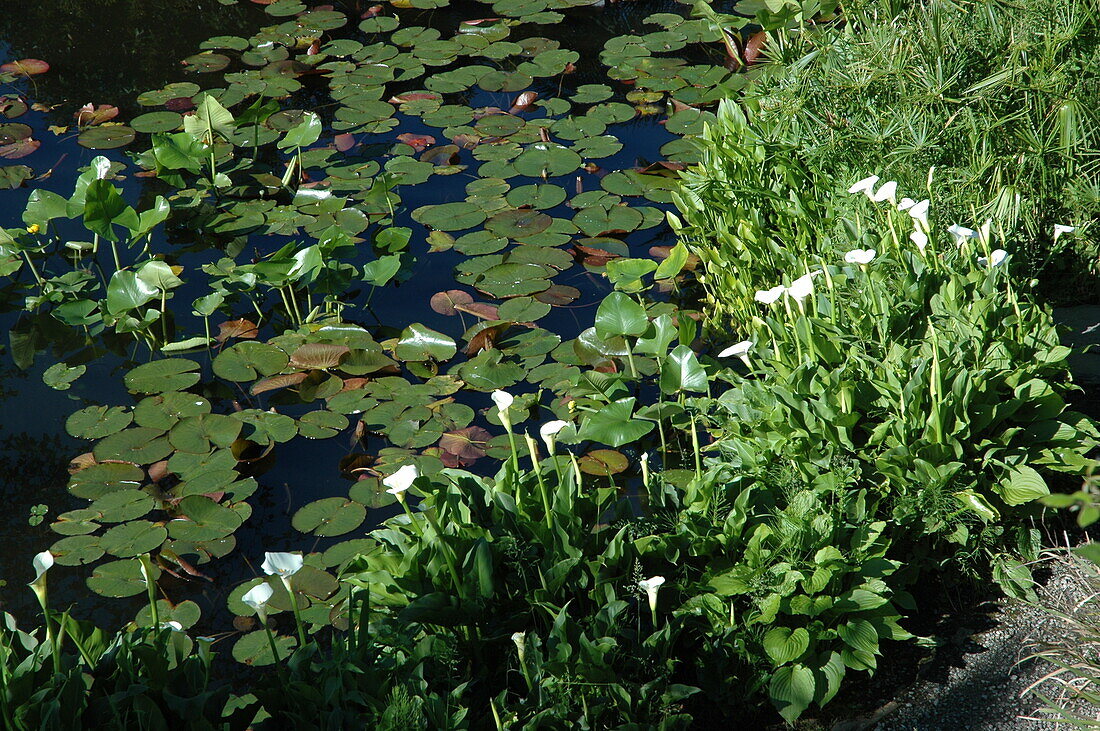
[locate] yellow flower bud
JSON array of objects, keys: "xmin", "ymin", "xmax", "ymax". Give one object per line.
[{"xmin": 26, "ymin": 224, "xmax": 39, "ymax": 234}]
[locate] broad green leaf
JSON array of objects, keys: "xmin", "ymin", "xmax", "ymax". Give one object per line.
[
  {"xmin": 763, "ymin": 626, "xmax": 810, "ymax": 665},
  {"xmin": 594, "ymin": 291, "xmax": 647, "ymax": 339},
  {"xmin": 660, "ymin": 344, "xmax": 708, "ymax": 394}
]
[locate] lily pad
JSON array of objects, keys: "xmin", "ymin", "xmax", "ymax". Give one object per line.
[
  {"xmin": 100, "ymin": 521, "xmax": 168, "ymax": 558},
  {"xmin": 88, "ymin": 558, "xmax": 158, "ymax": 598},
  {"xmin": 77, "ymin": 125, "xmax": 136, "ymax": 150},
  {"xmin": 124, "ymin": 359, "xmax": 201, "ymax": 394},
  {"xmin": 93, "ymin": 427, "xmax": 173, "ymax": 465},
  {"xmin": 213, "ymin": 342, "xmax": 290, "ymax": 381},
  {"xmin": 292, "ymin": 497, "xmax": 367, "ymax": 537},
  {"xmin": 67, "ymin": 406, "xmax": 133, "ymax": 439},
  {"xmin": 69, "ymin": 462, "xmax": 145, "ymax": 500},
  {"xmin": 233, "ymin": 630, "xmax": 296, "ymax": 666},
  {"xmin": 412, "ymin": 202, "xmax": 488, "ymax": 232}
]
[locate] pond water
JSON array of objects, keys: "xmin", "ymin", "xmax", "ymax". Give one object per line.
[{"xmin": 0, "ymin": 0, "xmax": 741, "ymax": 632}]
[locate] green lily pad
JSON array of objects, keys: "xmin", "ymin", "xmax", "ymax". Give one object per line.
[
  {"xmin": 50, "ymin": 535, "xmax": 105, "ymax": 566},
  {"xmin": 475, "ymin": 114, "xmax": 525, "ymax": 137},
  {"xmin": 169, "ymin": 496, "xmax": 243, "ymax": 542},
  {"xmin": 505, "ymin": 183, "xmax": 566, "ymax": 209},
  {"xmin": 43, "ymin": 362, "xmax": 85, "ymax": 390},
  {"xmin": 124, "ymin": 359, "xmax": 201, "ymax": 394},
  {"xmin": 213, "ymin": 342, "xmax": 290, "ymax": 382},
  {"xmin": 412, "ymin": 202, "xmax": 488, "ymax": 232},
  {"xmin": 131, "ymin": 112, "xmax": 184, "ymax": 133},
  {"xmin": 169, "ymin": 414, "xmax": 244, "ymax": 454},
  {"xmin": 88, "ymin": 559, "xmax": 158, "ymax": 598},
  {"xmin": 485, "ymin": 209, "xmax": 553, "ymax": 239},
  {"xmin": 472, "ymin": 262, "xmax": 552, "ymax": 298},
  {"xmin": 67, "ymin": 406, "xmax": 133, "ymax": 439},
  {"xmin": 292, "ymin": 497, "xmax": 366, "ymax": 537},
  {"xmin": 93, "ymin": 427, "xmax": 173, "ymax": 465},
  {"xmin": 498, "ymin": 297, "xmax": 552, "ymax": 322},
  {"xmin": 77, "ymin": 125, "xmax": 136, "ymax": 150},
  {"xmin": 100, "ymin": 521, "xmax": 168, "ymax": 558},
  {"xmin": 134, "ymin": 392, "xmax": 211, "ymax": 430},
  {"xmin": 396, "ymin": 324, "xmax": 458, "ymax": 362},
  {"xmin": 89, "ymin": 490, "xmax": 154, "ymax": 523},
  {"xmin": 512, "ymin": 143, "xmax": 582, "ymax": 178},
  {"xmin": 136, "ymin": 599, "xmax": 202, "ymax": 629},
  {"xmin": 233, "ymin": 630, "xmax": 296, "ymax": 666},
  {"xmin": 70, "ymin": 463, "xmax": 145, "ymax": 500},
  {"xmin": 297, "ymin": 410, "xmax": 349, "ymax": 439}
]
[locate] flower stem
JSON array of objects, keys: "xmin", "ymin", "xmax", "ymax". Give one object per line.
[{"xmin": 281, "ymin": 576, "xmax": 308, "ymax": 650}]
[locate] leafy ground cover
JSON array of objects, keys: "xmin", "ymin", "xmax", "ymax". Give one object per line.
[{"xmin": 0, "ymin": 0, "xmax": 1099, "ymax": 727}]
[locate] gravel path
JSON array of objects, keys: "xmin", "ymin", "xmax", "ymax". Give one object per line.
[{"xmin": 861, "ymin": 554, "xmax": 1098, "ymax": 731}]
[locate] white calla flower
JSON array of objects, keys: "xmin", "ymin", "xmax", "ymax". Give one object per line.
[
  {"xmin": 871, "ymin": 180, "xmax": 898, "ymax": 203},
  {"xmin": 754, "ymin": 285, "xmax": 786, "ymax": 305},
  {"xmin": 948, "ymin": 224, "xmax": 979, "ymax": 242},
  {"xmin": 844, "ymin": 249, "xmax": 876, "ymax": 265},
  {"xmin": 786, "ymin": 272, "xmax": 818, "ymax": 303},
  {"xmin": 717, "ymin": 341, "xmax": 753, "ymax": 358},
  {"xmin": 511, "ymin": 631, "xmax": 526, "ymax": 660},
  {"xmin": 896, "ymin": 197, "xmax": 916, "ymax": 211},
  {"xmin": 909, "ymin": 230, "xmax": 928, "ymax": 253},
  {"xmin": 977, "ymin": 249, "xmax": 1008, "ymax": 268},
  {"xmin": 1054, "ymin": 224, "xmax": 1076, "ymax": 240},
  {"xmin": 161, "ymin": 621, "xmax": 184, "ymax": 632},
  {"xmin": 847, "ymin": 175, "xmax": 880, "ymax": 198},
  {"xmin": 383, "ymin": 464, "xmax": 418, "ymax": 501},
  {"xmin": 539, "ymin": 420, "xmax": 569, "ymax": 454},
  {"xmin": 261, "ymin": 552, "xmax": 304, "ymax": 578},
  {"xmin": 491, "ymin": 390, "xmax": 513, "ymax": 413},
  {"xmin": 638, "ymin": 576, "xmax": 666, "ymax": 612},
  {"xmin": 908, "ymin": 199, "xmax": 930, "ymax": 228},
  {"xmin": 242, "ymin": 583, "xmax": 274, "ymax": 614},
  {"xmin": 31, "ymin": 551, "xmax": 54, "ymax": 584}
]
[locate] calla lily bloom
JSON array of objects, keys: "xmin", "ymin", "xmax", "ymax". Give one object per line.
[
  {"xmin": 844, "ymin": 249, "xmax": 876, "ymax": 265},
  {"xmin": 847, "ymin": 175, "xmax": 880, "ymax": 198},
  {"xmin": 908, "ymin": 199, "xmax": 930, "ymax": 228},
  {"xmin": 491, "ymin": 390, "xmax": 513, "ymax": 413},
  {"xmin": 539, "ymin": 420, "xmax": 569, "ymax": 455},
  {"xmin": 978, "ymin": 249, "xmax": 1008, "ymax": 267},
  {"xmin": 492, "ymin": 389, "xmax": 515, "ymax": 430},
  {"xmin": 511, "ymin": 631, "xmax": 526, "ymax": 662},
  {"xmin": 786, "ymin": 272, "xmax": 818, "ymax": 303},
  {"xmin": 1054, "ymin": 224, "xmax": 1076, "ymax": 240},
  {"xmin": 638, "ymin": 576, "xmax": 665, "ymax": 614},
  {"xmin": 242, "ymin": 582, "xmax": 274, "ymax": 623},
  {"xmin": 383, "ymin": 464, "xmax": 418, "ymax": 502},
  {"xmin": 261, "ymin": 552, "xmax": 304, "ymax": 578},
  {"xmin": 948, "ymin": 224, "xmax": 978, "ymax": 242},
  {"xmin": 754, "ymin": 285, "xmax": 786, "ymax": 305},
  {"xmin": 897, "ymin": 197, "xmax": 916, "ymax": 211},
  {"xmin": 717, "ymin": 340, "xmax": 753, "ymax": 358},
  {"xmin": 30, "ymin": 550, "xmax": 54, "ymax": 585},
  {"xmin": 909, "ymin": 230, "xmax": 928, "ymax": 253},
  {"xmin": 718, "ymin": 340, "xmax": 753, "ymax": 368},
  {"xmin": 871, "ymin": 180, "xmax": 898, "ymax": 203},
  {"xmin": 161, "ymin": 621, "xmax": 184, "ymax": 632}
]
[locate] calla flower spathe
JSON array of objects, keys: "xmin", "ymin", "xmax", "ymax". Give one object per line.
[
  {"xmin": 638, "ymin": 576, "xmax": 665, "ymax": 612},
  {"xmin": 844, "ymin": 249, "xmax": 876, "ymax": 265},
  {"xmin": 261, "ymin": 552, "xmax": 304, "ymax": 578},
  {"xmin": 909, "ymin": 230, "xmax": 928, "ymax": 253},
  {"xmin": 539, "ymin": 420, "xmax": 569, "ymax": 454},
  {"xmin": 491, "ymin": 390, "xmax": 513, "ymax": 413},
  {"xmin": 897, "ymin": 197, "xmax": 915, "ymax": 211},
  {"xmin": 908, "ymin": 199, "xmax": 930, "ymax": 228},
  {"xmin": 511, "ymin": 631, "xmax": 526, "ymax": 661},
  {"xmin": 948, "ymin": 224, "xmax": 978, "ymax": 242},
  {"xmin": 871, "ymin": 180, "xmax": 898, "ymax": 203},
  {"xmin": 978, "ymin": 249, "xmax": 1008, "ymax": 267},
  {"xmin": 383, "ymin": 464, "xmax": 418, "ymax": 501},
  {"xmin": 1054, "ymin": 224, "xmax": 1076, "ymax": 240},
  {"xmin": 31, "ymin": 550, "xmax": 54, "ymax": 584},
  {"xmin": 754, "ymin": 285, "xmax": 786, "ymax": 305},
  {"xmin": 717, "ymin": 341, "xmax": 753, "ymax": 358},
  {"xmin": 847, "ymin": 175, "xmax": 880, "ymax": 198},
  {"xmin": 242, "ymin": 583, "xmax": 274, "ymax": 619},
  {"xmin": 786, "ymin": 272, "xmax": 818, "ymax": 303}
]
